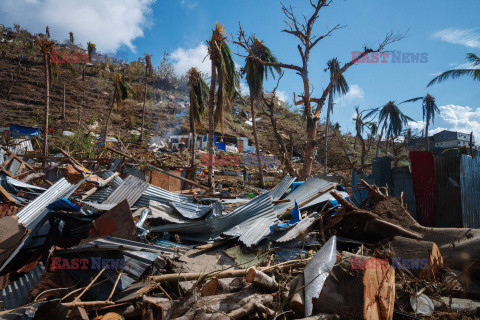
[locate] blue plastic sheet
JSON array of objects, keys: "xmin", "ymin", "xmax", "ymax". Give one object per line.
[
  {"xmin": 47, "ymin": 197, "xmax": 81, "ymax": 212},
  {"xmin": 10, "ymin": 124, "xmax": 40, "ymax": 137}
]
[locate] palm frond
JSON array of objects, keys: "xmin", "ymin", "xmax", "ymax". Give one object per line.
[
  {"xmin": 400, "ymin": 97, "xmax": 423, "ymax": 104},
  {"xmin": 428, "ymin": 68, "xmax": 480, "ymax": 87},
  {"xmin": 466, "ymin": 53, "xmax": 480, "ymax": 66}
]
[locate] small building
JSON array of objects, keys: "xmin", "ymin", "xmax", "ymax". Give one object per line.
[
  {"xmin": 432, "ymin": 130, "xmax": 476, "ymax": 150},
  {"xmin": 168, "ymin": 134, "xmax": 255, "ymax": 153}
]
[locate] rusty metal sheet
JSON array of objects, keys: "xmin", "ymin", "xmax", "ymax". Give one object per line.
[
  {"xmin": 435, "ymin": 155, "xmax": 462, "ymax": 227},
  {"xmin": 409, "ymin": 151, "xmax": 436, "ymax": 227},
  {"xmin": 460, "ymin": 155, "xmax": 480, "ymax": 228}
]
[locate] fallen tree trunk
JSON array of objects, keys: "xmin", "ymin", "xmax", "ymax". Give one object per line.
[
  {"xmin": 328, "ymin": 182, "xmax": 480, "ymax": 279},
  {"xmin": 312, "ymin": 253, "xmax": 396, "ymax": 320},
  {"xmin": 389, "ymin": 236, "xmax": 443, "ymax": 280}
]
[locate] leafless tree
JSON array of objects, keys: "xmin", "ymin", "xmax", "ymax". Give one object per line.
[{"xmin": 236, "ymin": 0, "xmax": 405, "ymax": 179}]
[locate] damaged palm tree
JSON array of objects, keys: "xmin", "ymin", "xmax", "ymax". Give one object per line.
[
  {"xmin": 323, "ymin": 58, "xmax": 349, "ymax": 174},
  {"xmin": 34, "ymin": 34, "xmax": 55, "ymax": 159},
  {"xmin": 188, "ymin": 67, "xmax": 209, "ymax": 168},
  {"xmin": 102, "ymin": 73, "xmax": 134, "ymax": 143},
  {"xmin": 243, "ymin": 38, "xmax": 281, "ymax": 187},
  {"xmin": 139, "ymin": 53, "xmax": 153, "ymax": 142},
  {"xmin": 206, "ymin": 23, "xmax": 239, "ymax": 190}
]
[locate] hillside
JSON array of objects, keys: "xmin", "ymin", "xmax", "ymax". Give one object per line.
[{"xmin": 0, "ymin": 24, "xmax": 404, "ymax": 175}]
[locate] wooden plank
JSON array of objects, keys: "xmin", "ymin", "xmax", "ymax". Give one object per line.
[{"xmin": 0, "ymin": 184, "xmax": 15, "ymax": 203}]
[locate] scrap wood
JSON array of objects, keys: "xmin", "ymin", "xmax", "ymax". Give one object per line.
[
  {"xmin": 313, "ymin": 252, "xmax": 396, "ymax": 320},
  {"xmin": 81, "ymin": 172, "xmax": 120, "ymax": 200},
  {"xmin": 0, "ymin": 184, "xmax": 15, "ymax": 203},
  {"xmin": 149, "ymin": 259, "xmax": 309, "ymax": 283}
]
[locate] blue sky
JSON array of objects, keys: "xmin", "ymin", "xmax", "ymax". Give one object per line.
[{"xmin": 2, "ymin": 0, "xmax": 480, "ymax": 138}]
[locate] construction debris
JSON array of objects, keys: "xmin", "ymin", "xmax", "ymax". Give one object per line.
[{"xmin": 0, "ymin": 141, "xmax": 478, "ymax": 320}]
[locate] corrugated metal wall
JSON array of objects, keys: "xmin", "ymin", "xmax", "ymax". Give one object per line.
[
  {"xmin": 460, "ymin": 155, "xmax": 480, "ymax": 228},
  {"xmin": 409, "ymin": 151, "xmax": 436, "ymax": 227},
  {"xmin": 351, "ymin": 171, "xmax": 372, "ymax": 206},
  {"xmin": 434, "ymin": 155, "xmax": 462, "ymax": 227},
  {"xmin": 392, "ymin": 166, "xmax": 417, "ymax": 220},
  {"xmin": 372, "ymin": 157, "xmax": 393, "ymax": 193}
]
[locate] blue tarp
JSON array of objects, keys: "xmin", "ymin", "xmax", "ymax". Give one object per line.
[
  {"xmin": 271, "ymin": 201, "xmax": 302, "ymax": 232},
  {"xmin": 10, "ymin": 124, "xmax": 40, "ymax": 137},
  {"xmin": 213, "ymin": 135, "xmax": 226, "ymax": 151},
  {"xmin": 47, "ymin": 197, "xmax": 81, "ymax": 212}
]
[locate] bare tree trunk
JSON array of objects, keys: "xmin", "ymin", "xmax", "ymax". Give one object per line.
[
  {"xmin": 189, "ymin": 107, "xmax": 196, "ymax": 168},
  {"xmin": 103, "ymin": 88, "xmax": 116, "ymax": 142},
  {"xmin": 385, "ymin": 127, "xmax": 391, "ymax": 156},
  {"xmin": 425, "ymin": 120, "xmax": 429, "ymax": 151},
  {"xmin": 324, "ymin": 91, "xmax": 333, "ymax": 175},
  {"xmin": 251, "ymin": 97, "xmax": 265, "ymax": 187},
  {"xmin": 43, "ymin": 53, "xmax": 50, "ymax": 159},
  {"xmin": 140, "ymin": 65, "xmax": 148, "ymax": 142},
  {"xmin": 62, "ymin": 82, "xmax": 66, "ymax": 119},
  {"xmin": 301, "ymin": 117, "xmax": 317, "ymax": 180},
  {"xmin": 375, "ymin": 122, "xmax": 387, "ymax": 157},
  {"xmin": 207, "ymin": 65, "xmax": 217, "ymax": 190},
  {"xmin": 82, "ymin": 63, "xmax": 85, "ymax": 81}
]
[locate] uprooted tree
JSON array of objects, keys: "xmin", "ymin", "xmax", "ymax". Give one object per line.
[{"xmin": 236, "ymin": 0, "xmax": 405, "ymax": 179}]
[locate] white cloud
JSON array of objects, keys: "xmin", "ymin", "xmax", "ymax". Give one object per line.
[
  {"xmin": 421, "ymin": 105, "xmax": 480, "ymax": 141},
  {"xmin": 334, "ymin": 84, "xmax": 365, "ymax": 108},
  {"xmin": 171, "ymin": 42, "xmax": 210, "ymax": 77},
  {"xmin": 240, "ymin": 82, "xmax": 249, "ymax": 96},
  {"xmin": 276, "ymin": 90, "xmax": 289, "ymax": 103},
  {"xmin": 180, "ymin": 0, "xmax": 198, "ymax": 9},
  {"xmin": 432, "ymin": 28, "xmax": 480, "ymax": 48},
  {"xmin": 0, "ymin": 0, "xmax": 155, "ymax": 52}
]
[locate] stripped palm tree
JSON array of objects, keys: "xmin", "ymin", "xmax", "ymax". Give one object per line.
[
  {"xmin": 428, "ymin": 53, "xmax": 480, "ymax": 87},
  {"xmin": 139, "ymin": 53, "xmax": 153, "ymax": 142},
  {"xmin": 206, "ymin": 23, "xmax": 239, "ymax": 190},
  {"xmin": 69, "ymin": 32, "xmax": 74, "ymax": 45},
  {"xmin": 188, "ymin": 68, "xmax": 209, "ymax": 168},
  {"xmin": 103, "ymin": 73, "xmax": 134, "ymax": 143},
  {"xmin": 34, "ymin": 35, "xmax": 55, "ymax": 158},
  {"xmin": 244, "ymin": 38, "xmax": 281, "ymax": 187},
  {"xmin": 367, "ymin": 101, "xmax": 413, "ymax": 156},
  {"xmin": 323, "ymin": 58, "xmax": 349, "ymax": 174},
  {"xmin": 401, "ymin": 94, "xmax": 439, "ymax": 151}
]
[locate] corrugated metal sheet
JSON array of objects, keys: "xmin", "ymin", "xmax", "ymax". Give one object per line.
[
  {"xmin": 58, "ymin": 236, "xmax": 187, "ymax": 300},
  {"xmin": 460, "ymin": 155, "xmax": 480, "ymax": 228},
  {"xmin": 16, "ymin": 178, "xmax": 72, "ymax": 229},
  {"xmin": 8, "ymin": 139, "xmax": 33, "ymax": 175},
  {"xmin": 300, "ymin": 190, "xmax": 349, "ymax": 210},
  {"xmin": 410, "ymin": 151, "xmax": 436, "ymax": 227},
  {"xmin": 273, "ymin": 176, "xmax": 334, "ymax": 214},
  {"xmin": 83, "ymin": 171, "xmax": 124, "ymax": 204},
  {"xmin": 149, "ymin": 200, "xmax": 191, "ymax": 223},
  {"xmin": 351, "ymin": 170, "xmax": 372, "ymax": 206},
  {"xmin": 149, "ymin": 192, "xmax": 275, "ymax": 245},
  {"xmin": 170, "ymin": 201, "xmax": 213, "ymax": 220},
  {"xmin": 104, "ymin": 175, "xmax": 149, "ymax": 206},
  {"xmin": 0, "ymin": 262, "xmax": 46, "ymax": 310},
  {"xmin": 271, "ymin": 175, "xmax": 296, "ymax": 200},
  {"xmin": 0, "ymin": 179, "xmax": 73, "ymax": 273},
  {"xmin": 271, "ymin": 213, "xmax": 318, "ymax": 243},
  {"xmin": 372, "ymin": 157, "xmax": 393, "ymax": 192},
  {"xmin": 392, "ymin": 166, "xmax": 417, "ymax": 220},
  {"xmin": 435, "ymin": 155, "xmax": 462, "ymax": 227},
  {"xmin": 134, "ymin": 183, "xmax": 191, "ymax": 207}
]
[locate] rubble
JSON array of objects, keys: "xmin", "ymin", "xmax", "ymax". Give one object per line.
[{"xmin": 0, "ymin": 140, "xmax": 478, "ymax": 320}]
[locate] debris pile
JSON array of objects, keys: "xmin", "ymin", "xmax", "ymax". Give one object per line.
[{"xmin": 0, "ymin": 144, "xmax": 479, "ymax": 319}]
